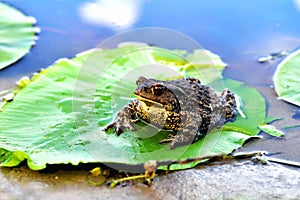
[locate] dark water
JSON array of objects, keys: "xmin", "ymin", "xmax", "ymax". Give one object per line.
[{"xmin": 1, "ymin": 0, "xmax": 300, "ymax": 162}]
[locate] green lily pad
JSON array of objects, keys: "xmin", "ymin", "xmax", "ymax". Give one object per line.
[
  {"xmin": 0, "ymin": 2, "xmax": 38, "ymax": 70},
  {"xmin": 0, "ymin": 46, "xmax": 267, "ymax": 170},
  {"xmin": 273, "ymin": 49, "xmax": 300, "ymax": 106}
]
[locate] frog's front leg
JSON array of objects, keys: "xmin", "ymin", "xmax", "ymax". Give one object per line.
[
  {"xmin": 160, "ymin": 113, "xmax": 202, "ymax": 149},
  {"xmin": 104, "ymin": 100, "xmax": 140, "ymax": 135}
]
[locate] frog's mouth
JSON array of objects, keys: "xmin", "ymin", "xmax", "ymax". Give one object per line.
[{"xmin": 135, "ymin": 95, "xmax": 164, "ymax": 107}]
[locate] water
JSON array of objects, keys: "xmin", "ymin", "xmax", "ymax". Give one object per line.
[{"xmin": 0, "ymin": 0, "xmax": 300, "ymax": 162}]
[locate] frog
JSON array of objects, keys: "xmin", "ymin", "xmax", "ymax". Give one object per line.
[{"xmin": 104, "ymin": 76, "xmax": 238, "ymax": 149}]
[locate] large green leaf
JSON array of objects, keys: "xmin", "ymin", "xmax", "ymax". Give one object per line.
[
  {"xmin": 273, "ymin": 49, "xmax": 300, "ymax": 106},
  {"xmin": 0, "ymin": 46, "xmax": 267, "ymax": 170},
  {"xmin": 0, "ymin": 2, "xmax": 37, "ymax": 69}
]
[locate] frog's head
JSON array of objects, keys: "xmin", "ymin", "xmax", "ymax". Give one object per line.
[{"xmin": 134, "ymin": 76, "xmax": 179, "ymax": 111}]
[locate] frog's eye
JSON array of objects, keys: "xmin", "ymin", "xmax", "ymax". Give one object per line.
[{"xmin": 151, "ymin": 84, "xmax": 165, "ymax": 95}]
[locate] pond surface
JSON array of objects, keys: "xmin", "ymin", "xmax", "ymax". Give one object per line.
[{"xmin": 0, "ymin": 0, "xmax": 300, "ymax": 162}]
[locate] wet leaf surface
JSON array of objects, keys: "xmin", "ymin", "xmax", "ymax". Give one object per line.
[{"xmin": 0, "ymin": 46, "xmax": 268, "ymax": 170}]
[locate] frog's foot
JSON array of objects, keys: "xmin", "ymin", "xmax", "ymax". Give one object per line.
[
  {"xmin": 159, "ymin": 134, "xmax": 176, "ymax": 144},
  {"xmin": 169, "ymin": 134, "xmax": 194, "ymax": 149},
  {"xmin": 159, "ymin": 134, "xmax": 194, "ymax": 149},
  {"xmin": 104, "ymin": 100, "xmax": 139, "ymax": 135},
  {"xmin": 104, "ymin": 118, "xmax": 137, "ymax": 135}
]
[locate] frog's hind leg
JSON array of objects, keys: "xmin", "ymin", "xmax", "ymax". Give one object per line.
[
  {"xmin": 160, "ymin": 113, "xmax": 202, "ymax": 149},
  {"xmin": 221, "ymin": 89, "xmax": 238, "ymax": 122},
  {"xmin": 159, "ymin": 129, "xmax": 198, "ymax": 149}
]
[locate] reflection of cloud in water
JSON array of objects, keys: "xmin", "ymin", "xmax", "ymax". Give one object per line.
[
  {"xmin": 79, "ymin": 0, "xmax": 141, "ymax": 30},
  {"xmin": 295, "ymin": 0, "xmax": 300, "ymax": 11}
]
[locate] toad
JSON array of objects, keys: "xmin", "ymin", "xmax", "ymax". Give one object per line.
[{"xmin": 105, "ymin": 76, "xmax": 238, "ymax": 149}]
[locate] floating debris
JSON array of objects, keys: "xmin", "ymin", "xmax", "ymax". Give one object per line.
[{"xmin": 258, "ymin": 50, "xmax": 290, "ymax": 63}]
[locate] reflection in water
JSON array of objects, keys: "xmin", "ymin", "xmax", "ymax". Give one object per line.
[
  {"xmin": 294, "ymin": 0, "xmax": 300, "ymax": 11},
  {"xmin": 78, "ymin": 0, "xmax": 141, "ymax": 31}
]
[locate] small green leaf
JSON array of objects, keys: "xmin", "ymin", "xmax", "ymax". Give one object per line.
[
  {"xmin": 258, "ymin": 124, "xmax": 285, "ymax": 137},
  {"xmin": 0, "ymin": 2, "xmax": 38, "ymax": 69},
  {"xmin": 273, "ymin": 49, "xmax": 300, "ymax": 106}
]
